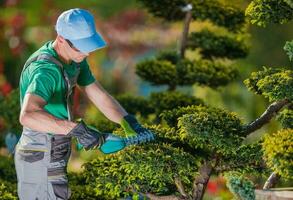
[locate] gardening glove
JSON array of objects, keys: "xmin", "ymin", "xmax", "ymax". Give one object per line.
[
  {"xmin": 68, "ymin": 120, "xmax": 106, "ymax": 150},
  {"xmin": 70, "ymin": 120, "xmax": 126, "ymax": 154},
  {"xmin": 120, "ymin": 114, "xmax": 155, "ymax": 145},
  {"xmin": 76, "ymin": 133, "xmax": 126, "ymax": 154}
]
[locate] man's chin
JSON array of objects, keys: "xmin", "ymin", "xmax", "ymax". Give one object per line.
[{"xmin": 73, "ymin": 58, "xmax": 85, "ymax": 63}]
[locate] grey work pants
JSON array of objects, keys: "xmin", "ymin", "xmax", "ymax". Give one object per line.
[{"xmin": 15, "ymin": 128, "xmax": 72, "ymax": 200}]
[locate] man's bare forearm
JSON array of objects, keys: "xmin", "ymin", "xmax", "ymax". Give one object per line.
[
  {"xmin": 20, "ymin": 109, "xmax": 77, "ymax": 135},
  {"xmin": 83, "ymin": 81, "xmax": 128, "ymax": 123}
]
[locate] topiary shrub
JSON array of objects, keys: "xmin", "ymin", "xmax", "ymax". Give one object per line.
[
  {"xmin": 246, "ymin": 0, "xmax": 293, "ymax": 27},
  {"xmin": 244, "ymin": 67, "xmax": 293, "ymax": 102},
  {"xmin": 188, "ymin": 29, "xmax": 248, "ymax": 59},
  {"xmin": 262, "ymin": 129, "xmax": 293, "ymax": 179},
  {"xmin": 80, "ymin": 141, "xmax": 198, "ymax": 199}
]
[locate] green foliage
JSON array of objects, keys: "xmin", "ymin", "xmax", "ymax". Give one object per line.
[
  {"xmin": 156, "ymin": 50, "xmax": 180, "ymax": 65},
  {"xmin": 188, "ymin": 29, "xmax": 249, "ymax": 59},
  {"xmin": 245, "ymin": 0, "xmax": 293, "ymax": 27},
  {"xmin": 137, "ymin": 0, "xmax": 246, "ymax": 31},
  {"xmin": 149, "ymin": 91, "xmax": 203, "ymax": 115},
  {"xmin": 84, "ymin": 105, "xmax": 119, "ymax": 133},
  {"xmin": 81, "ymin": 142, "xmax": 198, "ymax": 199},
  {"xmin": 136, "ymin": 58, "xmax": 238, "ymax": 89},
  {"xmin": 0, "ymin": 156, "xmax": 17, "ymax": 200},
  {"xmin": 262, "ymin": 129, "xmax": 293, "ymax": 179},
  {"xmin": 277, "ymin": 107, "xmax": 293, "ymax": 128},
  {"xmin": 164, "ymin": 105, "xmax": 244, "ymax": 156},
  {"xmin": 89, "ymin": 117, "xmax": 118, "ymax": 133},
  {"xmin": 0, "ymin": 181, "xmax": 17, "ymax": 200},
  {"xmin": 0, "ymin": 88, "xmax": 21, "ymax": 133},
  {"xmin": 178, "ymin": 59, "xmax": 238, "ymax": 88},
  {"xmin": 225, "ymin": 172, "xmax": 255, "ymax": 200},
  {"xmin": 284, "ymin": 40, "xmax": 293, "ymax": 61},
  {"xmin": 69, "ymin": 172, "xmax": 98, "ymax": 200},
  {"xmin": 219, "ymin": 142, "xmax": 265, "ymax": 174},
  {"xmin": 244, "ymin": 67, "xmax": 293, "ymax": 102},
  {"xmin": 136, "ymin": 59, "xmax": 178, "ymax": 88},
  {"xmin": 0, "ymin": 155, "xmax": 17, "ymax": 183},
  {"xmin": 116, "ymin": 94, "xmax": 155, "ymax": 117},
  {"xmin": 284, "ymin": 0, "xmax": 293, "ymax": 8}
]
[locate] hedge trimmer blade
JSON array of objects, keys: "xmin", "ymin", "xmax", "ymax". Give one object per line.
[{"xmin": 124, "ymin": 132, "xmax": 155, "ymax": 146}]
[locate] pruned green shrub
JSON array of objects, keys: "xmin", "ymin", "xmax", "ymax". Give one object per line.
[
  {"xmin": 188, "ymin": 29, "xmax": 248, "ymax": 59},
  {"xmin": 262, "ymin": 129, "xmax": 293, "ymax": 179},
  {"xmin": 246, "ymin": 0, "xmax": 293, "ymax": 27},
  {"xmin": 80, "ymin": 142, "xmax": 198, "ymax": 199},
  {"xmin": 137, "ymin": 0, "xmax": 246, "ymax": 31},
  {"xmin": 244, "ymin": 67, "xmax": 293, "ymax": 102}
]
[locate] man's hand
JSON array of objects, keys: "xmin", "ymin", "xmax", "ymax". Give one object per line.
[
  {"xmin": 71, "ymin": 121, "xmax": 126, "ymax": 154},
  {"xmin": 69, "ymin": 121, "xmax": 105, "ymax": 150},
  {"xmin": 120, "ymin": 114, "xmax": 155, "ymax": 141}
]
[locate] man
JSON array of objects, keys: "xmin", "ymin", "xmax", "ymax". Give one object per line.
[{"xmin": 15, "ymin": 8, "xmax": 154, "ymax": 200}]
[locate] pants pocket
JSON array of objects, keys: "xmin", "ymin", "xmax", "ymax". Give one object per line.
[
  {"xmin": 52, "ymin": 183, "xmax": 70, "ymax": 200},
  {"xmin": 50, "ymin": 136, "xmax": 71, "ymax": 162},
  {"xmin": 18, "ymin": 149, "xmax": 45, "ymax": 163}
]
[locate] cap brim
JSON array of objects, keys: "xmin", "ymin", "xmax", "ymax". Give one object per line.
[{"xmin": 70, "ymin": 32, "xmax": 107, "ymax": 53}]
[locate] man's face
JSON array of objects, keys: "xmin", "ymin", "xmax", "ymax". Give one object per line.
[{"xmin": 65, "ymin": 39, "xmax": 89, "ymax": 63}]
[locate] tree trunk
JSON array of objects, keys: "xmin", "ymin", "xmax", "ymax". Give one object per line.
[
  {"xmin": 179, "ymin": 4, "xmax": 193, "ymax": 59},
  {"xmin": 192, "ymin": 160, "xmax": 213, "ymax": 200},
  {"xmin": 263, "ymin": 172, "xmax": 280, "ymax": 190}
]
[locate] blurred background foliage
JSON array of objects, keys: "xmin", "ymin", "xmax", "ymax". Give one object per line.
[{"xmin": 0, "ymin": 0, "xmax": 292, "ymax": 199}]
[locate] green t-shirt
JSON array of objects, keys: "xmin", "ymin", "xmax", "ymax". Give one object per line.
[{"xmin": 19, "ymin": 41, "xmax": 96, "ymax": 120}]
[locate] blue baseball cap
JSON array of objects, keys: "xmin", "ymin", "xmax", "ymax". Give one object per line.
[{"xmin": 56, "ymin": 8, "xmax": 107, "ymax": 53}]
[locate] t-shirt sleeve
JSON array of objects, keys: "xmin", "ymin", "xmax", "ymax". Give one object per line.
[
  {"xmin": 77, "ymin": 59, "xmax": 96, "ymax": 86},
  {"xmin": 26, "ymin": 66, "xmax": 59, "ymax": 102}
]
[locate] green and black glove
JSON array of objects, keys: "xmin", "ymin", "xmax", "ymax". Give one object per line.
[
  {"xmin": 69, "ymin": 120, "xmax": 125, "ymax": 154},
  {"xmin": 120, "ymin": 114, "xmax": 155, "ymax": 145}
]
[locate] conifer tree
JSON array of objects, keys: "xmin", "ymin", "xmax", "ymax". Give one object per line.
[{"xmin": 76, "ymin": 1, "xmax": 269, "ymax": 199}]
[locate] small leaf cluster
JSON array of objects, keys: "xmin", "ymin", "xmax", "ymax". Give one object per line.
[
  {"xmin": 244, "ymin": 67, "xmax": 293, "ymax": 102},
  {"xmin": 262, "ymin": 129, "xmax": 293, "ymax": 179},
  {"xmin": 277, "ymin": 107, "xmax": 293, "ymax": 128},
  {"xmin": 284, "ymin": 0, "xmax": 293, "ymax": 8},
  {"xmin": 245, "ymin": 0, "xmax": 293, "ymax": 27},
  {"xmin": 80, "ymin": 142, "xmax": 198, "ymax": 199},
  {"xmin": 0, "ymin": 181, "xmax": 17, "ymax": 200},
  {"xmin": 219, "ymin": 142, "xmax": 265, "ymax": 174},
  {"xmin": 224, "ymin": 171, "xmax": 255, "ymax": 200},
  {"xmin": 188, "ymin": 29, "xmax": 249, "ymax": 59},
  {"xmin": 284, "ymin": 40, "xmax": 293, "ymax": 61},
  {"xmin": 137, "ymin": 0, "xmax": 246, "ymax": 31}
]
